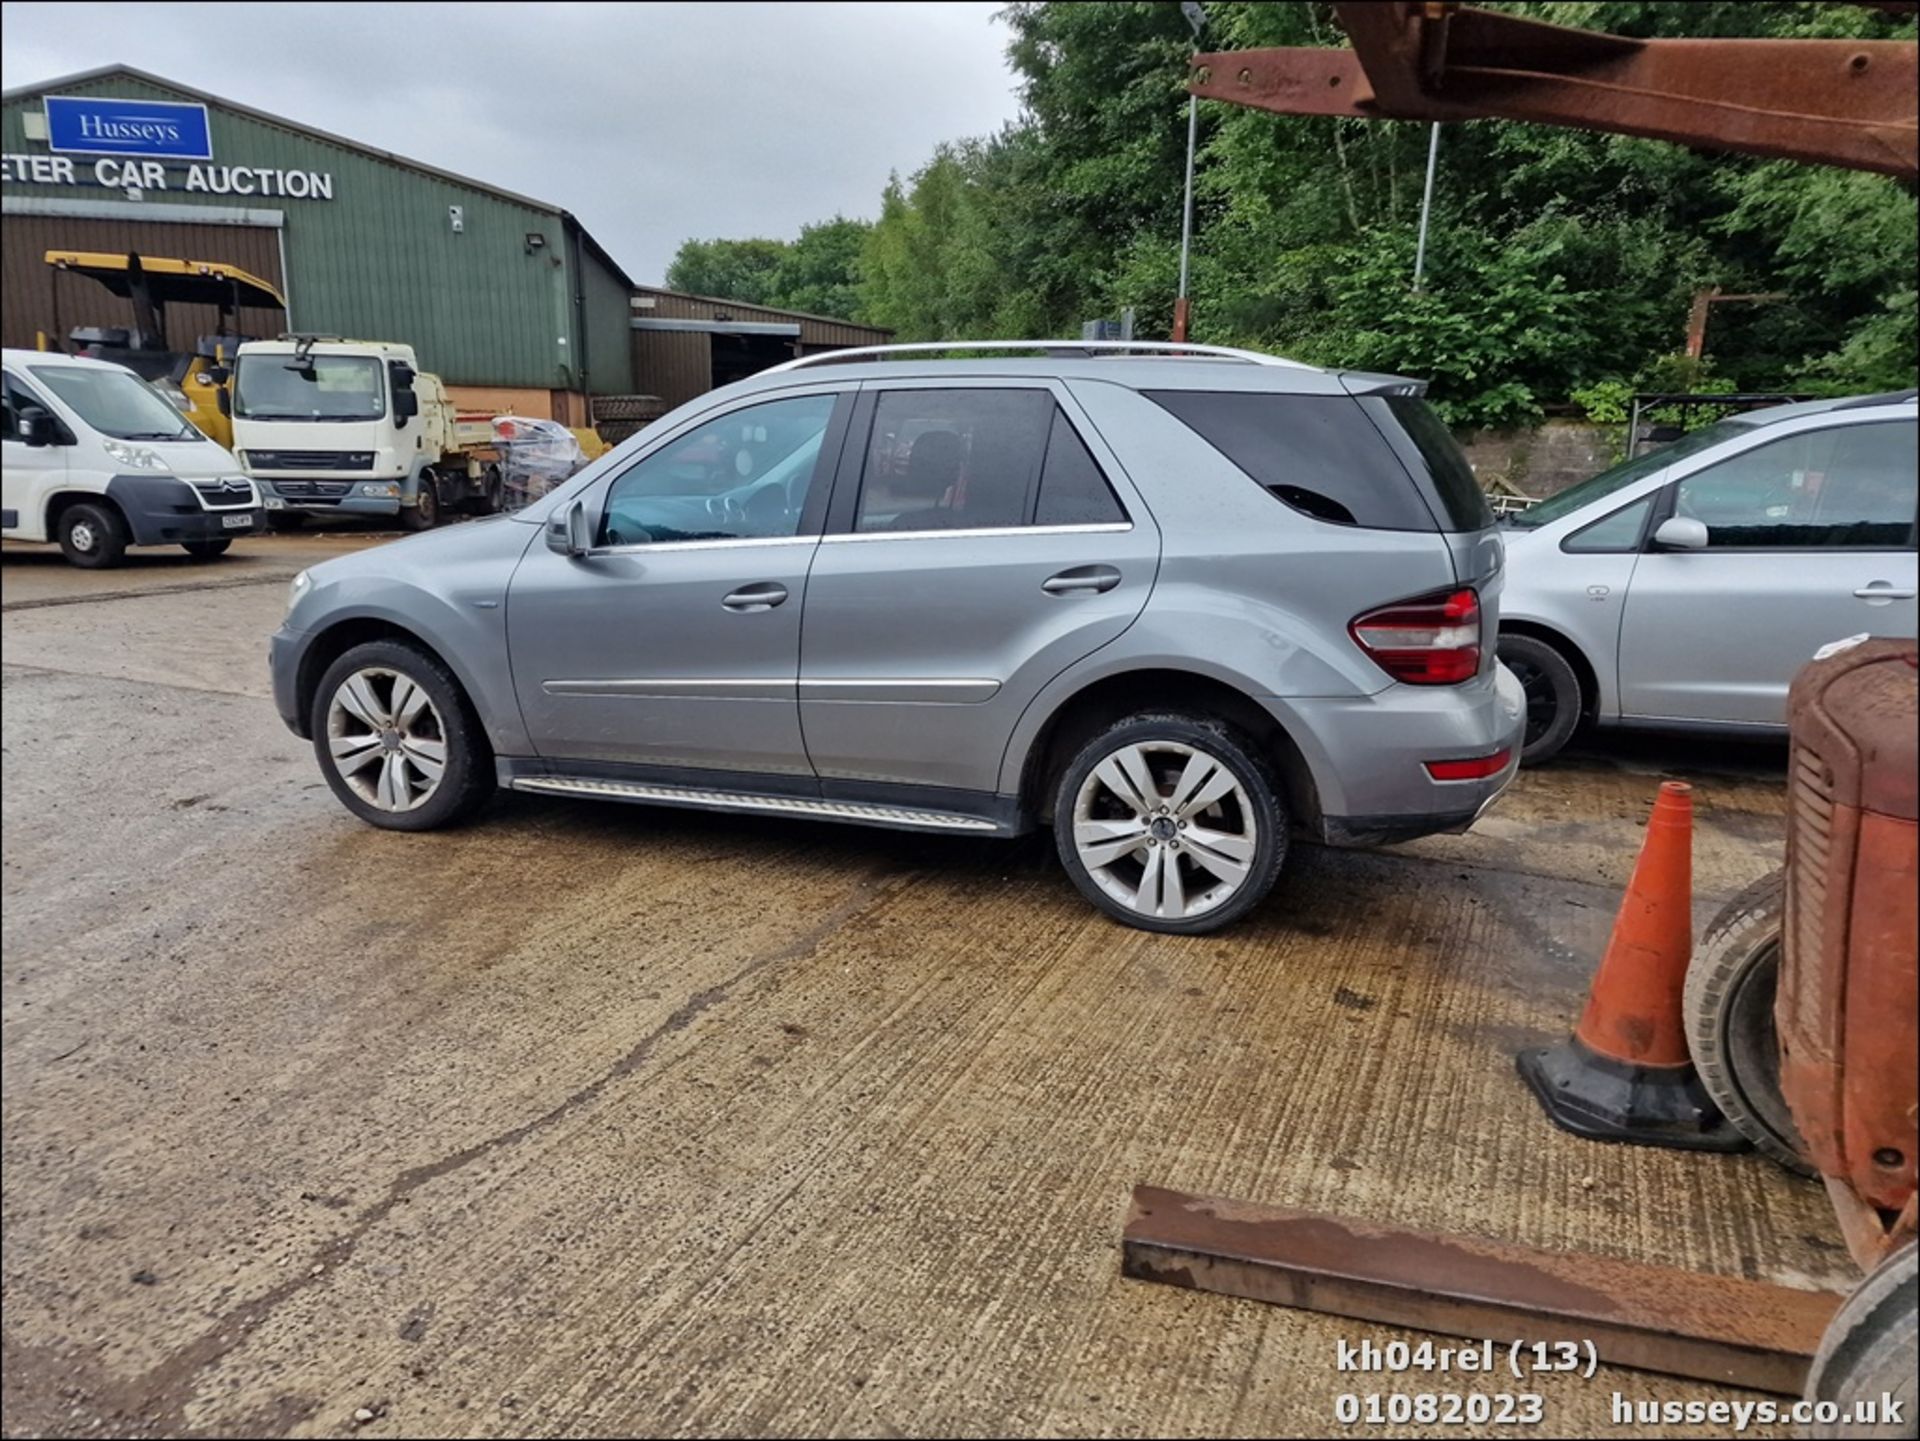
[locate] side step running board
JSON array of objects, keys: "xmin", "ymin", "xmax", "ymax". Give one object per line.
[{"xmin": 508, "ymin": 774, "xmax": 1003, "ymax": 833}]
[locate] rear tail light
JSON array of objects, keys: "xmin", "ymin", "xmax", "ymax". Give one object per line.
[{"xmin": 1350, "ymin": 587, "xmax": 1482, "ymax": 685}]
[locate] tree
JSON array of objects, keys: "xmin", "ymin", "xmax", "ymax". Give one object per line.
[{"xmin": 663, "ymin": 238, "xmax": 788, "ymax": 306}]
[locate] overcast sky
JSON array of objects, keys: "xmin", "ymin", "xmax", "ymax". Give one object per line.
[{"xmin": 0, "ymin": 1, "xmax": 1024, "ymax": 283}]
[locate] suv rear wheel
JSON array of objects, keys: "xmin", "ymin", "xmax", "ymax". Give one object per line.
[
  {"xmin": 311, "ymin": 640, "xmax": 493, "ymax": 831},
  {"xmin": 1054, "ymin": 713, "xmax": 1287, "ymax": 934}
]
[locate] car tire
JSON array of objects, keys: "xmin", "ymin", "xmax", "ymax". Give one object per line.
[
  {"xmin": 1499, "ymin": 633, "xmax": 1582, "ymax": 764},
  {"xmin": 404, "ymin": 474, "xmax": 440, "ymax": 532},
  {"xmin": 310, "ymin": 639, "xmax": 494, "ymax": 831},
  {"xmin": 58, "ymin": 501, "xmax": 129, "ymax": 569},
  {"xmin": 1053, "ymin": 712, "xmax": 1288, "ymax": 935},
  {"xmin": 1683, "ymin": 870, "xmax": 1815, "ymax": 1175},
  {"xmin": 1804, "ymin": 1241, "xmax": 1917, "ymax": 1437},
  {"xmin": 181, "ymin": 538, "xmax": 232, "ymax": 559}
]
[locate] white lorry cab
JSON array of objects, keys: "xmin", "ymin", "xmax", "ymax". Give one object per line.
[
  {"xmin": 230, "ymin": 337, "xmax": 502, "ymax": 531},
  {"xmin": 2, "ymin": 347, "xmax": 263, "ymax": 568}
]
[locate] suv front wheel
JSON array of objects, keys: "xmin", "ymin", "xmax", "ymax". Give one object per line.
[
  {"xmin": 311, "ymin": 640, "xmax": 494, "ymax": 830},
  {"xmin": 1054, "ymin": 713, "xmax": 1288, "ymax": 934}
]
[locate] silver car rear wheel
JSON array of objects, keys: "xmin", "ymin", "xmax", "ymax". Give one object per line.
[
  {"xmin": 1072, "ymin": 739, "xmax": 1258, "ymax": 923},
  {"xmin": 325, "ymin": 666, "xmax": 448, "ymax": 812}
]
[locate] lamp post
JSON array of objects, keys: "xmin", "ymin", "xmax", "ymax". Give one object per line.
[
  {"xmin": 1412, "ymin": 121, "xmax": 1441, "ymax": 290},
  {"xmin": 1174, "ymin": 1, "xmax": 1206, "ymax": 341}
]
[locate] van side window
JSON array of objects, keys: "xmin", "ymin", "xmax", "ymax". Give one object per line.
[
  {"xmin": 2, "ymin": 374, "xmax": 38, "ymax": 442},
  {"xmin": 1671, "ymin": 422, "xmax": 1918, "ymax": 549}
]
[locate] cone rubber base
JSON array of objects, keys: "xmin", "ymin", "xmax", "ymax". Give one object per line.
[{"xmin": 1517, "ymin": 1039, "xmax": 1750, "ymax": 1153}]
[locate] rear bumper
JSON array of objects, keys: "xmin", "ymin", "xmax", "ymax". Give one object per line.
[
  {"xmin": 104, "ymin": 474, "xmax": 263, "ymax": 545},
  {"xmin": 1271, "ymin": 661, "xmax": 1526, "ymax": 846}
]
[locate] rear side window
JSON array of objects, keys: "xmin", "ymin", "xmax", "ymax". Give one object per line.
[
  {"xmin": 1143, "ymin": 390, "xmax": 1439, "ymax": 531},
  {"xmin": 1367, "ymin": 396, "xmax": 1495, "ymax": 531}
]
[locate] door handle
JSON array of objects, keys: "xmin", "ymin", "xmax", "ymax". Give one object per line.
[
  {"xmin": 1041, "ymin": 564, "xmax": 1122, "ymax": 596},
  {"xmin": 721, "ymin": 582, "xmax": 788, "ymax": 612},
  {"xmin": 1853, "ymin": 582, "xmax": 1917, "ymax": 602}
]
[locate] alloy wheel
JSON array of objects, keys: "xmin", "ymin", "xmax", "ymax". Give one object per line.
[
  {"xmin": 1072, "ymin": 740, "xmax": 1257, "ymax": 922},
  {"xmin": 325, "ymin": 667, "xmax": 448, "ymax": 812},
  {"xmin": 1508, "ymin": 657, "xmax": 1557, "ymax": 747}
]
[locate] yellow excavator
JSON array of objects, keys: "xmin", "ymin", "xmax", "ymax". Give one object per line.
[{"xmin": 42, "ymin": 250, "xmax": 287, "ymax": 449}]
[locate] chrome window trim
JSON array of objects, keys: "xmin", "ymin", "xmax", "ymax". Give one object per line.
[
  {"xmin": 587, "ymin": 534, "xmax": 820, "ymax": 558},
  {"xmin": 822, "ymin": 521, "xmax": 1133, "ymax": 545}
]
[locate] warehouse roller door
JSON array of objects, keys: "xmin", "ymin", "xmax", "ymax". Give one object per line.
[{"xmin": 1, "ymin": 214, "xmax": 285, "ymax": 352}]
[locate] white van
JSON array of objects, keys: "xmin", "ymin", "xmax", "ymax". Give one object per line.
[{"xmin": 2, "ymin": 348, "xmax": 263, "ymax": 568}]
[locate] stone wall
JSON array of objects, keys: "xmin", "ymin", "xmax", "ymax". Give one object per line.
[{"xmin": 1455, "ymin": 420, "xmax": 1620, "ymax": 500}]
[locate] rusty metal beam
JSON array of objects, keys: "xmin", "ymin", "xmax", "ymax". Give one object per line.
[
  {"xmin": 1190, "ymin": 2, "xmax": 1919, "ymax": 178},
  {"xmin": 1122, "ymin": 1186, "xmax": 1842, "ymax": 1396}
]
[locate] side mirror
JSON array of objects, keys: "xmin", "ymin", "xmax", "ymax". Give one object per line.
[
  {"xmin": 547, "ymin": 499, "xmax": 592, "ymax": 557},
  {"xmin": 390, "ymin": 362, "xmax": 416, "ymax": 391},
  {"xmin": 393, "ymin": 388, "xmax": 419, "ymax": 426},
  {"xmin": 16, "ymin": 406, "xmax": 55, "ymax": 448},
  {"xmin": 1652, "ymin": 516, "xmax": 1709, "ymax": 551},
  {"xmin": 215, "ymin": 387, "xmax": 232, "ymax": 417}
]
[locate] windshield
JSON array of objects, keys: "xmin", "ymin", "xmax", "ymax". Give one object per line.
[
  {"xmin": 29, "ymin": 364, "xmax": 197, "ymax": 441},
  {"xmin": 234, "ymin": 354, "xmax": 385, "ymax": 421},
  {"xmin": 1507, "ymin": 417, "xmax": 1758, "ymax": 528}
]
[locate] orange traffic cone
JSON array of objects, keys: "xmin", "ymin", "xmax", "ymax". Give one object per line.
[{"xmin": 1516, "ymin": 781, "xmax": 1747, "ymax": 1151}]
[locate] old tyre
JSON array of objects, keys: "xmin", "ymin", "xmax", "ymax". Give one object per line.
[
  {"xmin": 310, "ymin": 640, "xmax": 493, "ymax": 831},
  {"xmin": 1054, "ymin": 712, "xmax": 1287, "ymax": 935},
  {"xmin": 1498, "ymin": 633, "xmax": 1582, "ymax": 764},
  {"xmin": 181, "ymin": 537, "xmax": 232, "ymax": 559},
  {"xmin": 1684, "ymin": 870, "xmax": 1814, "ymax": 1175},
  {"xmin": 404, "ymin": 474, "xmax": 440, "ymax": 532},
  {"xmin": 58, "ymin": 501, "xmax": 129, "ymax": 569},
  {"xmin": 1804, "ymin": 1241, "xmax": 1917, "ymax": 1438}
]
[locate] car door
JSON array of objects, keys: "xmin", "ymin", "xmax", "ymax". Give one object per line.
[
  {"xmin": 798, "ymin": 380, "xmax": 1160, "ymax": 795},
  {"xmin": 2, "ymin": 370, "xmax": 66, "ymax": 538},
  {"xmin": 1618, "ymin": 417, "xmax": 1918, "ymax": 725},
  {"xmin": 506, "ymin": 387, "xmax": 852, "ymax": 776}
]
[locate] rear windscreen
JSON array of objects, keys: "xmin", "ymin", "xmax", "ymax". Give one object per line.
[
  {"xmin": 1143, "ymin": 390, "xmax": 1440, "ymax": 531},
  {"xmin": 1361, "ymin": 396, "xmax": 1494, "ymax": 531}
]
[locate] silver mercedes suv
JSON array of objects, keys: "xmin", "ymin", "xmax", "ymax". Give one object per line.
[{"xmin": 271, "ymin": 342, "xmax": 1524, "ymax": 933}]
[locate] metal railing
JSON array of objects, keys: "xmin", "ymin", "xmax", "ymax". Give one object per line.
[{"xmin": 765, "ymin": 339, "xmax": 1310, "ymax": 374}]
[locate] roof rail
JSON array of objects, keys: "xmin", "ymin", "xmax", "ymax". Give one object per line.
[{"xmin": 763, "ymin": 339, "xmax": 1311, "ymax": 374}]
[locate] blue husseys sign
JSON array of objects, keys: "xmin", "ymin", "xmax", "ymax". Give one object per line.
[{"xmin": 45, "ymin": 95, "xmax": 213, "ymax": 161}]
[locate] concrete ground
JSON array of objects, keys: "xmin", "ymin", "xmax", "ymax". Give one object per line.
[{"xmin": 2, "ymin": 535, "xmax": 1851, "ymax": 1438}]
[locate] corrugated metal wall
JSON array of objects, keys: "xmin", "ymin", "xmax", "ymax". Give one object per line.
[
  {"xmin": 576, "ymin": 234, "xmax": 634, "ymax": 396},
  {"xmin": 627, "ymin": 286, "xmax": 890, "ymax": 409},
  {"xmin": 0, "ymin": 213, "xmax": 284, "ymax": 351},
  {"xmin": 3, "ymin": 73, "xmax": 610, "ymax": 391}
]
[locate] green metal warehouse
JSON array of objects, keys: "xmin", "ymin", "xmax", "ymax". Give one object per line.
[{"xmin": 1, "ymin": 65, "xmax": 635, "ymax": 424}]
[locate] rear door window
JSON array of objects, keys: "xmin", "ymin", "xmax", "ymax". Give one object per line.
[
  {"xmin": 854, "ymin": 389, "xmax": 1053, "ymax": 532},
  {"xmin": 1143, "ymin": 390, "xmax": 1439, "ymax": 531},
  {"xmin": 1034, "ymin": 411, "xmax": 1126, "ymax": 526}
]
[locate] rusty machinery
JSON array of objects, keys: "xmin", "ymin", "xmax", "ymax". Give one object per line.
[
  {"xmin": 1123, "ymin": 3, "xmax": 1920, "ymax": 1423},
  {"xmin": 1188, "ymin": 1, "xmax": 1918, "ymax": 179}
]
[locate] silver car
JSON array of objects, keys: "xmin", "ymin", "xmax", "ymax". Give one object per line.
[
  {"xmin": 1499, "ymin": 391, "xmax": 1918, "ymax": 762},
  {"xmin": 271, "ymin": 341, "xmax": 1523, "ymax": 933}
]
